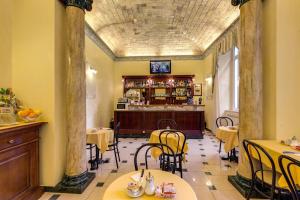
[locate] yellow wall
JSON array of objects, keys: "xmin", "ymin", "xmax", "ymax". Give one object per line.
[
  {"xmin": 275, "ymin": 0, "xmax": 300, "ymax": 140},
  {"xmin": 0, "ymin": 0, "xmax": 12, "ymax": 88},
  {"xmin": 53, "ymin": 0, "xmax": 67, "ymax": 186},
  {"xmin": 262, "ymin": 0, "xmax": 277, "ymax": 139},
  {"xmin": 85, "ymin": 36, "xmax": 114, "ymax": 128},
  {"xmin": 262, "ymin": 0, "xmax": 300, "ymax": 140},
  {"xmin": 11, "ymin": 0, "xmax": 66, "ymax": 186},
  {"xmin": 202, "ymin": 54, "xmax": 215, "ymax": 130}
]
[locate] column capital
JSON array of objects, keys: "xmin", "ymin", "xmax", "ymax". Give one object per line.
[
  {"xmin": 60, "ymin": 0, "xmax": 93, "ymax": 11},
  {"xmin": 231, "ymin": 0, "xmax": 249, "ymax": 7}
]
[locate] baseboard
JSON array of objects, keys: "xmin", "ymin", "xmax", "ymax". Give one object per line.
[{"xmin": 228, "ymin": 173, "xmax": 291, "ymax": 199}]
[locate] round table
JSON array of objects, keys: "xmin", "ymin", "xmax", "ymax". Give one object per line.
[
  {"xmin": 103, "ymin": 170, "xmax": 197, "ymax": 200},
  {"xmin": 149, "ymin": 130, "xmax": 188, "ymax": 159}
]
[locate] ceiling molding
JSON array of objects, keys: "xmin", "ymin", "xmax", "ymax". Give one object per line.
[
  {"xmin": 115, "ymin": 55, "xmax": 204, "ymax": 62},
  {"xmin": 85, "ymin": 22, "xmax": 116, "ymax": 60}
]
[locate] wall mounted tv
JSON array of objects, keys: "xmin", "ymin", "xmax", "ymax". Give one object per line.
[{"xmin": 150, "ymin": 60, "xmax": 171, "ymax": 74}]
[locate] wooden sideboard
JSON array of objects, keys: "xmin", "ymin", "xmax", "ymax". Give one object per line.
[
  {"xmin": 0, "ymin": 122, "xmax": 45, "ymax": 200},
  {"xmin": 114, "ymin": 110, "xmax": 204, "ymax": 138}
]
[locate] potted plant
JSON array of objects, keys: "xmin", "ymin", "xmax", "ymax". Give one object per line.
[{"xmin": 0, "ymin": 88, "xmax": 18, "ymax": 125}]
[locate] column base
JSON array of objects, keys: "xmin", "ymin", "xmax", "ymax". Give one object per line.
[
  {"xmin": 45, "ymin": 171, "xmax": 95, "ymax": 194},
  {"xmin": 228, "ymin": 173, "xmax": 264, "ymax": 198},
  {"xmin": 228, "ymin": 173, "xmax": 291, "ymax": 199}
]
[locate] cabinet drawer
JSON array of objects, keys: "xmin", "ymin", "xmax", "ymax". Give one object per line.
[{"xmin": 0, "ymin": 130, "xmax": 37, "ymax": 151}]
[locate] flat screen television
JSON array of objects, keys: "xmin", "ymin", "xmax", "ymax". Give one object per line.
[{"xmin": 150, "ymin": 60, "xmax": 171, "ymax": 74}]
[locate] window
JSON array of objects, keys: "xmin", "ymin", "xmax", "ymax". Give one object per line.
[
  {"xmin": 233, "ymin": 47, "xmax": 239, "ymax": 110},
  {"xmin": 215, "ymin": 47, "xmax": 239, "ymax": 117}
]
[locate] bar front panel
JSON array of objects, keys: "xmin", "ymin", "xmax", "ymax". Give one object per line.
[{"xmin": 114, "ymin": 110, "xmax": 204, "ymax": 139}]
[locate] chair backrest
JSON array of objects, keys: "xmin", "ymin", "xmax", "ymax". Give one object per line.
[
  {"xmin": 114, "ymin": 122, "xmax": 120, "ymax": 144},
  {"xmin": 134, "ymin": 143, "xmax": 176, "ymax": 174},
  {"xmin": 279, "ymin": 155, "xmax": 300, "ymax": 200},
  {"xmin": 157, "ymin": 119, "xmax": 177, "ymax": 130},
  {"xmin": 243, "ymin": 140, "xmax": 277, "ymax": 196},
  {"xmin": 159, "ymin": 130, "xmax": 186, "ymax": 155},
  {"xmin": 216, "ymin": 117, "xmax": 234, "ymax": 128}
]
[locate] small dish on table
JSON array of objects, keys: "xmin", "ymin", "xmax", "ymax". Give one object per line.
[{"xmin": 127, "ymin": 182, "xmax": 144, "ymax": 198}]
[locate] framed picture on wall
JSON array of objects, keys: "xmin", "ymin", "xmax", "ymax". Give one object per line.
[{"xmin": 194, "ymin": 83, "xmax": 202, "ymax": 96}]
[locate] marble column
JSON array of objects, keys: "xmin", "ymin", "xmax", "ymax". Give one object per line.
[
  {"xmin": 229, "ymin": 0, "xmax": 263, "ymax": 196},
  {"xmin": 65, "ymin": 5, "xmax": 87, "ymax": 177},
  {"xmin": 237, "ymin": 0, "xmax": 263, "ymax": 179},
  {"xmin": 59, "ymin": 0, "xmax": 94, "ymax": 193}
]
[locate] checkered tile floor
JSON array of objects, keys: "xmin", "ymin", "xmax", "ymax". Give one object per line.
[{"xmin": 40, "ymin": 132, "xmax": 245, "ymax": 200}]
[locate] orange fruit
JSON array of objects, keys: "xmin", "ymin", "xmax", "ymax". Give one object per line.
[{"xmin": 28, "ymin": 112, "xmax": 37, "ymax": 118}]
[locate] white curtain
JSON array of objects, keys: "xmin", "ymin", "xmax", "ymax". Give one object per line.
[
  {"xmin": 212, "ymin": 50, "xmax": 232, "ymax": 132},
  {"xmin": 209, "ymin": 21, "xmax": 239, "ymax": 132}
]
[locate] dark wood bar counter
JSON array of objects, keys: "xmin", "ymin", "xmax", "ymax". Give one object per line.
[{"xmin": 114, "ymin": 106, "xmax": 205, "ymax": 139}]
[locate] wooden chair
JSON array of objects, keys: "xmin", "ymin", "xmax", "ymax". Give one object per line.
[
  {"xmin": 157, "ymin": 119, "xmax": 178, "ymax": 130},
  {"xmin": 106, "ymin": 122, "xmax": 121, "ymax": 168},
  {"xmin": 279, "ymin": 155, "xmax": 300, "ymax": 200},
  {"xmin": 134, "ymin": 143, "xmax": 176, "ymax": 174},
  {"xmin": 159, "ymin": 130, "xmax": 186, "ymax": 178},
  {"xmin": 243, "ymin": 140, "xmax": 284, "ymax": 200},
  {"xmin": 216, "ymin": 116, "xmax": 234, "ymax": 153}
]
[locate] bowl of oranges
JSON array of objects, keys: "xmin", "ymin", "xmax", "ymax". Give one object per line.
[{"xmin": 17, "ymin": 108, "xmax": 42, "ymax": 122}]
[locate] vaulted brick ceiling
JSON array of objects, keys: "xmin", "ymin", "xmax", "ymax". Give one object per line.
[{"xmin": 85, "ymin": 0, "xmax": 239, "ymax": 58}]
